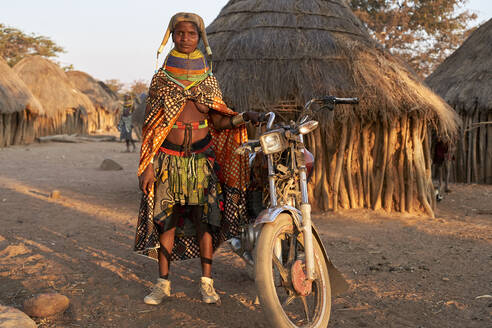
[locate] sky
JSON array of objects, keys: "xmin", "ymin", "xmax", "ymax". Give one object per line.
[{"xmin": 1, "ymin": 0, "xmax": 491, "ymax": 86}]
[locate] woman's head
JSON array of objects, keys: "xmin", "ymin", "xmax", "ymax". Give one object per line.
[
  {"xmin": 157, "ymin": 12, "xmax": 212, "ymax": 58},
  {"xmin": 172, "ymin": 21, "xmax": 200, "ymax": 54}
]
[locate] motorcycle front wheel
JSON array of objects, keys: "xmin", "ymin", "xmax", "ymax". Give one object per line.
[{"xmin": 255, "ymin": 213, "xmax": 331, "ymax": 328}]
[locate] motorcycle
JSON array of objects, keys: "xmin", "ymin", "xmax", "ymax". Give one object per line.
[{"xmin": 230, "ymin": 96, "xmax": 359, "ymax": 327}]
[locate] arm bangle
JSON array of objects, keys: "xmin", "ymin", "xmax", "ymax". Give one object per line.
[{"xmin": 231, "ymin": 113, "xmax": 249, "ymax": 127}]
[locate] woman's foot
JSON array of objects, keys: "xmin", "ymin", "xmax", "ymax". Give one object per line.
[
  {"xmin": 144, "ymin": 278, "xmax": 171, "ymax": 305},
  {"xmin": 200, "ymin": 277, "xmax": 220, "ymax": 304}
]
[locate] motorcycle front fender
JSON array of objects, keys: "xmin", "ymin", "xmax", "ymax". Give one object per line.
[
  {"xmin": 254, "ymin": 206, "xmax": 349, "ymax": 297},
  {"xmin": 254, "ymin": 205, "xmax": 303, "ymax": 230}
]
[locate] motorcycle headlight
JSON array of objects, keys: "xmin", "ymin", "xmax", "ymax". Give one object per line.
[{"xmin": 259, "ymin": 129, "xmax": 288, "ymax": 155}]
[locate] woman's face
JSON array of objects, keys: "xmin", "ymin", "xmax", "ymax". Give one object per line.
[{"xmin": 172, "ymin": 21, "xmax": 199, "ymax": 54}]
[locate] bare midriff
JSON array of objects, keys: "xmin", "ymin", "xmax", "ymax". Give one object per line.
[{"xmin": 165, "ymin": 80, "xmax": 210, "ymax": 146}]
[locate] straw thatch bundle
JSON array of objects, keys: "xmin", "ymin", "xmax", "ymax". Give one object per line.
[
  {"xmin": 426, "ymin": 19, "xmax": 492, "ymax": 184},
  {"xmin": 66, "ymin": 70, "xmax": 120, "ymax": 132},
  {"xmin": 13, "ymin": 56, "xmax": 95, "ymax": 136},
  {"xmin": 206, "ymin": 0, "xmax": 460, "ymax": 216},
  {"xmin": 0, "ymin": 58, "xmax": 44, "ymax": 147}
]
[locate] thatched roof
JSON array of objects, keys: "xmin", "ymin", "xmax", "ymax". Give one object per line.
[
  {"xmin": 13, "ymin": 56, "xmax": 95, "ymax": 118},
  {"xmin": 426, "ymin": 19, "xmax": 492, "ymax": 112},
  {"xmin": 97, "ymin": 81, "xmax": 119, "ymax": 101},
  {"xmin": 0, "ymin": 57, "xmax": 44, "ymax": 115},
  {"xmin": 205, "ymin": 0, "xmax": 459, "ymax": 138},
  {"xmin": 66, "ymin": 70, "xmax": 120, "ymax": 113}
]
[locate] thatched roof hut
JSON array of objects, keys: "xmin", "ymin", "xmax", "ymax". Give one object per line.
[
  {"xmin": 0, "ymin": 58, "xmax": 44, "ymax": 147},
  {"xmin": 67, "ymin": 70, "xmax": 120, "ymax": 132},
  {"xmin": 206, "ymin": 0, "xmax": 460, "ymax": 216},
  {"xmin": 13, "ymin": 56, "xmax": 95, "ymax": 136},
  {"xmin": 426, "ymin": 19, "xmax": 492, "ymax": 184}
]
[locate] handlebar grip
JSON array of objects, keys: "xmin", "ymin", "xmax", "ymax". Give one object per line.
[
  {"xmin": 335, "ymin": 98, "xmax": 359, "ymax": 104},
  {"xmin": 320, "ymin": 96, "xmax": 359, "ymax": 106},
  {"xmin": 334, "ymin": 97, "xmax": 359, "ymax": 105}
]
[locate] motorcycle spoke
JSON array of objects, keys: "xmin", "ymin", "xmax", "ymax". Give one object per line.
[
  {"xmin": 300, "ymin": 295, "xmax": 311, "ymax": 323},
  {"xmin": 272, "ymin": 254, "xmax": 288, "ymax": 282},
  {"xmin": 282, "ymin": 294, "xmax": 296, "ymax": 307},
  {"xmin": 286, "ymin": 233, "xmax": 297, "ymax": 265}
]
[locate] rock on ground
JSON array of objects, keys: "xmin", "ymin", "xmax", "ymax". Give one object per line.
[
  {"xmin": 0, "ymin": 305, "xmax": 37, "ymax": 328},
  {"xmin": 23, "ymin": 293, "xmax": 69, "ymax": 318},
  {"xmin": 100, "ymin": 158, "xmax": 123, "ymax": 171}
]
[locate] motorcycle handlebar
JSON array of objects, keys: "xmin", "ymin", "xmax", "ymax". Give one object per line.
[
  {"xmin": 321, "ymin": 96, "xmax": 359, "ymax": 105},
  {"xmin": 265, "ymin": 112, "xmax": 275, "ymax": 129}
]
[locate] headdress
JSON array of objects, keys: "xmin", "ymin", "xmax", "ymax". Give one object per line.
[{"xmin": 156, "ymin": 13, "xmax": 212, "ymax": 70}]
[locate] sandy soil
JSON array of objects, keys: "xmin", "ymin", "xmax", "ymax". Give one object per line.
[{"xmin": 0, "ymin": 140, "xmax": 491, "ymax": 328}]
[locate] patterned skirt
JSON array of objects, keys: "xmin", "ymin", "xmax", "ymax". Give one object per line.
[
  {"xmin": 134, "ymin": 135, "xmax": 250, "ymax": 262},
  {"xmin": 153, "ymin": 136, "xmax": 223, "ymax": 237}
]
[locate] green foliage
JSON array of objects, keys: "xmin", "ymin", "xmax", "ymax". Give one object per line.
[
  {"xmin": 349, "ymin": 0, "xmax": 477, "ymax": 77},
  {"xmin": 0, "ymin": 23, "xmax": 65, "ymax": 67},
  {"xmin": 61, "ymin": 63, "xmax": 74, "ymax": 72}
]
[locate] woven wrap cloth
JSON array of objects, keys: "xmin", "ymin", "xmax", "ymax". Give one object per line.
[{"xmin": 134, "ymin": 65, "xmax": 250, "ymax": 261}]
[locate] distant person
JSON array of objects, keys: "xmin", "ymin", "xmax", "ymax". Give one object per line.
[
  {"xmin": 118, "ymin": 94, "xmax": 136, "ymax": 152},
  {"xmin": 434, "ymin": 139, "xmax": 452, "ymax": 201},
  {"xmin": 133, "ymin": 12, "xmax": 261, "ymax": 306}
]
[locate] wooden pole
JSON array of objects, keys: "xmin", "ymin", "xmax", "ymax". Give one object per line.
[
  {"xmin": 346, "ymin": 121, "xmax": 357, "ymax": 208},
  {"xmin": 361, "ymin": 126, "xmax": 370, "ymax": 208},
  {"xmin": 373, "ymin": 124, "xmax": 388, "ymax": 210},
  {"xmin": 467, "ymin": 112, "xmax": 473, "ymax": 183},
  {"xmin": 423, "ymin": 126, "xmax": 435, "ymax": 210},
  {"xmin": 411, "ymin": 117, "xmax": 434, "ymax": 217},
  {"xmin": 354, "ymin": 121, "xmax": 364, "ymax": 208},
  {"xmin": 333, "ymin": 124, "xmax": 348, "ymax": 211},
  {"xmin": 487, "ymin": 112, "xmax": 492, "ymax": 184},
  {"xmin": 479, "ymin": 111, "xmax": 486, "ymax": 183},
  {"xmin": 472, "ymin": 108, "xmax": 479, "ymax": 182},
  {"xmin": 384, "ymin": 124, "xmax": 397, "ymax": 212},
  {"xmin": 458, "ymin": 112, "xmax": 467, "ymax": 182},
  {"xmin": 399, "ymin": 115, "xmax": 408, "ymax": 212},
  {"xmin": 405, "ymin": 117, "xmax": 415, "ymax": 213}
]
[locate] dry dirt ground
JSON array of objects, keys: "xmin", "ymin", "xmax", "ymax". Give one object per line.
[{"xmin": 0, "ymin": 140, "xmax": 491, "ymax": 328}]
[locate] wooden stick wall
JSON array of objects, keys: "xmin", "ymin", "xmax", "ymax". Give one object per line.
[
  {"xmin": 307, "ymin": 113, "xmax": 436, "ymax": 217},
  {"xmin": 454, "ymin": 108, "xmax": 492, "ymax": 184}
]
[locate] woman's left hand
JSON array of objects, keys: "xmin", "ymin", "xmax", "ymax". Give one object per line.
[{"xmin": 244, "ymin": 111, "xmax": 265, "ymax": 125}]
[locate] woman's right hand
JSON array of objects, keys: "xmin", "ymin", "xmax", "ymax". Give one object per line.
[{"xmin": 139, "ymin": 163, "xmax": 155, "ymax": 195}]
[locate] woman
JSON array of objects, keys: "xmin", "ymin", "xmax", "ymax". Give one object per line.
[{"xmin": 134, "ymin": 12, "xmax": 260, "ymax": 305}]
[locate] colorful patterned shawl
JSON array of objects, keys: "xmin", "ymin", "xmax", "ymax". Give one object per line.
[{"xmin": 134, "ymin": 55, "xmax": 250, "ymax": 261}]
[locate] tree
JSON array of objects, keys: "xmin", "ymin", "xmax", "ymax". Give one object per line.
[
  {"xmin": 129, "ymin": 79, "xmax": 148, "ymax": 95},
  {"xmin": 104, "ymin": 79, "xmax": 125, "ymax": 95},
  {"xmin": 0, "ymin": 23, "xmax": 65, "ymax": 67},
  {"xmin": 349, "ymin": 0, "xmax": 477, "ymax": 77}
]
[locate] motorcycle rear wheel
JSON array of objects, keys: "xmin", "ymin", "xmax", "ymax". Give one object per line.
[{"xmin": 255, "ymin": 213, "xmax": 331, "ymax": 328}]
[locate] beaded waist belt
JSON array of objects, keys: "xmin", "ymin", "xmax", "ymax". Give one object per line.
[{"xmin": 172, "ymin": 119, "xmax": 208, "ymax": 130}]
